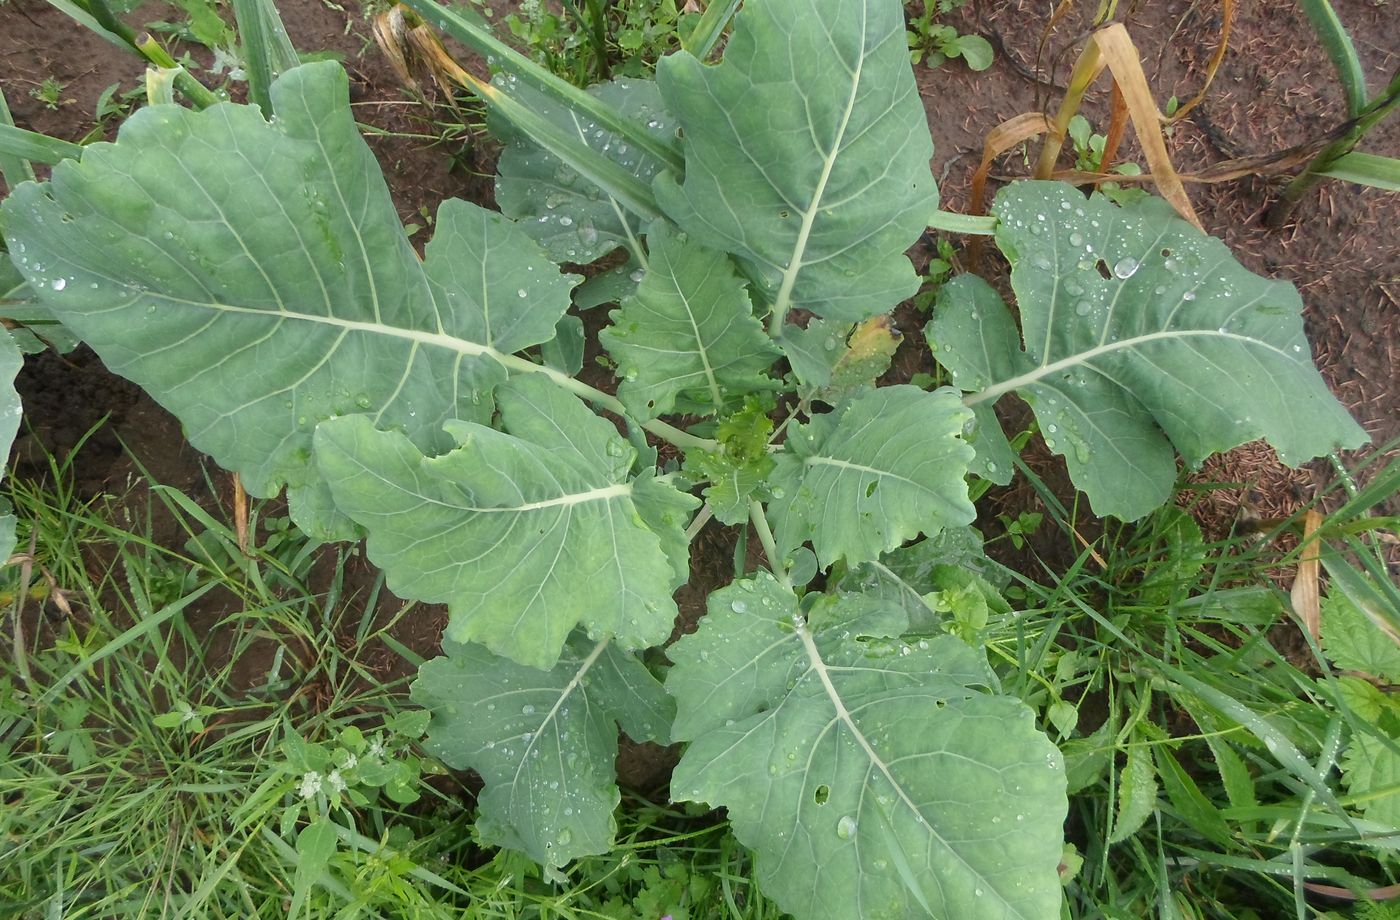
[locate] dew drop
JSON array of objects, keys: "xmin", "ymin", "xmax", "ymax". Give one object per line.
[
  {"xmin": 836, "ymin": 815, "xmax": 857, "ymax": 839},
  {"xmin": 1112, "ymin": 257, "xmax": 1140, "ymax": 279},
  {"xmin": 1074, "ymin": 300, "xmax": 1093, "ymax": 316},
  {"xmin": 629, "ymin": 269, "xmax": 645, "ymax": 283},
  {"xmin": 1068, "ymin": 231, "xmax": 1085, "ymax": 247},
  {"xmin": 51, "ymin": 278, "xmax": 66, "ymax": 291},
  {"xmin": 731, "ymin": 599, "xmax": 748, "ymax": 613},
  {"xmin": 1182, "ymin": 290, "xmax": 1197, "ymax": 301},
  {"xmin": 521, "ymin": 704, "xmax": 536, "ymax": 715},
  {"xmin": 558, "ymin": 216, "xmax": 574, "ymax": 227},
  {"xmin": 517, "ymin": 288, "xmax": 528, "ymax": 298}
]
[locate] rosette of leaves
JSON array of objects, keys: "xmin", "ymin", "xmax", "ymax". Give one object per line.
[{"xmin": 0, "ymin": 0, "xmax": 1369, "ymax": 910}]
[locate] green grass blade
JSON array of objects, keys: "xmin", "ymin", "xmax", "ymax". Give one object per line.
[
  {"xmin": 1297, "ymin": 0, "xmax": 1368, "ymax": 117},
  {"xmin": 1318, "ymin": 150, "xmax": 1400, "ymax": 191},
  {"xmin": 37, "ymin": 583, "xmax": 216, "ymax": 706},
  {"xmin": 682, "ymin": 0, "xmax": 740, "ymax": 60},
  {"xmin": 0, "ymin": 123, "xmax": 84, "ymax": 166},
  {"xmin": 0, "ymin": 88, "xmax": 36, "ymax": 186},
  {"xmin": 400, "ymin": 0, "xmax": 683, "ymax": 174},
  {"xmin": 41, "ymin": 0, "xmax": 130, "ymax": 47},
  {"xmin": 1155, "ymin": 664, "xmax": 1348, "ymax": 816},
  {"xmin": 231, "ymin": 0, "xmax": 300, "ymax": 117},
  {"xmin": 473, "ymin": 74, "xmax": 663, "ymax": 220}
]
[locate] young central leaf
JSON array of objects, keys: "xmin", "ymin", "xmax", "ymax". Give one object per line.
[
  {"xmin": 928, "ymin": 182, "xmax": 1367, "ymax": 520},
  {"xmin": 314, "ymin": 375, "xmax": 697, "ymax": 669},
  {"xmin": 0, "ymin": 63, "xmax": 576, "ymax": 539},
  {"xmin": 601, "ymin": 221, "xmax": 780, "ymax": 419},
  {"xmin": 654, "ymin": 0, "xmax": 937, "ymax": 324},
  {"xmin": 667, "ymin": 573, "xmax": 1067, "ymax": 920},
  {"xmin": 769, "ymin": 386, "xmax": 976, "ymax": 568},
  {"xmin": 412, "ymin": 636, "xmax": 674, "ymax": 867}
]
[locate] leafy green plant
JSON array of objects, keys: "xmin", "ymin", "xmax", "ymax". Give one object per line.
[
  {"xmin": 27, "ymin": 77, "xmax": 67, "ymax": 111},
  {"xmin": 506, "ymin": 0, "xmax": 702, "ymax": 84},
  {"xmin": 0, "ymin": 0, "xmax": 1371, "ymax": 915},
  {"xmin": 907, "ymin": 0, "xmax": 992, "ymax": 71}
]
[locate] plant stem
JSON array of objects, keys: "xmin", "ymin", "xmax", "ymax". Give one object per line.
[
  {"xmin": 685, "ymin": 503, "xmax": 715, "ymax": 541},
  {"xmin": 1034, "ymin": 37, "xmax": 1104, "ymax": 179},
  {"xmin": 748, "ymin": 500, "xmax": 792, "ymax": 591},
  {"xmin": 927, "ymin": 210, "xmax": 997, "ymax": 236},
  {"xmin": 1268, "ymin": 66, "xmax": 1400, "ymax": 227},
  {"xmin": 491, "ymin": 350, "xmax": 717, "ymax": 451}
]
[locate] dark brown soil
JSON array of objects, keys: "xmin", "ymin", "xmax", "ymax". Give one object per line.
[{"xmin": 2, "ymin": 0, "xmax": 1397, "ymax": 786}]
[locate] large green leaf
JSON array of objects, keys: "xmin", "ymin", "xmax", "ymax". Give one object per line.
[
  {"xmin": 0, "ymin": 63, "xmax": 577, "ymax": 539},
  {"xmin": 654, "ymin": 0, "xmax": 937, "ymax": 324},
  {"xmin": 314, "ymin": 375, "xmax": 697, "ymax": 668},
  {"xmin": 769, "ymin": 386, "xmax": 975, "ymax": 568},
  {"xmin": 600, "ymin": 222, "xmax": 780, "ymax": 419},
  {"xmin": 412, "ymin": 636, "xmax": 674, "ymax": 866},
  {"xmin": 495, "ymin": 77, "xmax": 677, "ymax": 265},
  {"xmin": 928, "ymin": 182, "xmax": 1366, "ymax": 520},
  {"xmin": 667, "ymin": 572, "xmax": 1067, "ymax": 920}
]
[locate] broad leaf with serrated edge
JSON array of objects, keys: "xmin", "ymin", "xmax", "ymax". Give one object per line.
[
  {"xmin": 601, "ymin": 221, "xmax": 779, "ymax": 419},
  {"xmin": 495, "ymin": 77, "xmax": 676, "ymax": 265},
  {"xmin": 928, "ymin": 182, "xmax": 1365, "ymax": 520},
  {"xmin": 769, "ymin": 385, "xmax": 975, "ymax": 568},
  {"xmin": 654, "ymin": 0, "xmax": 936, "ymax": 323},
  {"xmin": 314, "ymin": 375, "xmax": 697, "ymax": 668},
  {"xmin": 412, "ymin": 636, "xmax": 673, "ymax": 866},
  {"xmin": 1, "ymin": 63, "xmax": 577, "ymax": 539},
  {"xmin": 668, "ymin": 572, "xmax": 1066, "ymax": 920},
  {"xmin": 1322, "ymin": 590, "xmax": 1400, "ymax": 683},
  {"xmin": 1342, "ymin": 734, "xmax": 1400, "ymax": 830}
]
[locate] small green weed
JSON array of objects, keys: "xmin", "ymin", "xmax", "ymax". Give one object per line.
[
  {"xmin": 906, "ymin": 0, "xmax": 992, "ymax": 71},
  {"xmin": 27, "ymin": 77, "xmax": 66, "ymax": 111}
]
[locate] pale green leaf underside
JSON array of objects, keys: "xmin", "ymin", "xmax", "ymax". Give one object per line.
[
  {"xmin": 495, "ymin": 77, "xmax": 676, "ymax": 265},
  {"xmin": 1, "ymin": 253, "xmax": 80, "ymax": 354},
  {"xmin": 770, "ymin": 385, "xmax": 975, "ymax": 568},
  {"xmin": 314, "ymin": 375, "xmax": 696, "ymax": 669},
  {"xmin": 654, "ymin": 0, "xmax": 937, "ymax": 323},
  {"xmin": 0, "ymin": 63, "xmax": 576, "ymax": 539},
  {"xmin": 0, "ymin": 330, "xmax": 22, "ymax": 560},
  {"xmin": 668, "ymin": 573, "xmax": 1067, "ymax": 920},
  {"xmin": 601, "ymin": 222, "xmax": 779, "ymax": 419},
  {"xmin": 929, "ymin": 182, "xmax": 1366, "ymax": 520},
  {"xmin": 412, "ymin": 636, "xmax": 673, "ymax": 866}
]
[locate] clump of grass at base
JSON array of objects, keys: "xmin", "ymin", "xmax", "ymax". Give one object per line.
[
  {"xmin": 0, "ymin": 448, "xmax": 444, "ymax": 917},
  {"xmin": 0, "ymin": 447, "xmax": 780, "ymax": 919},
  {"xmin": 981, "ymin": 452, "xmax": 1400, "ymax": 919}
]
